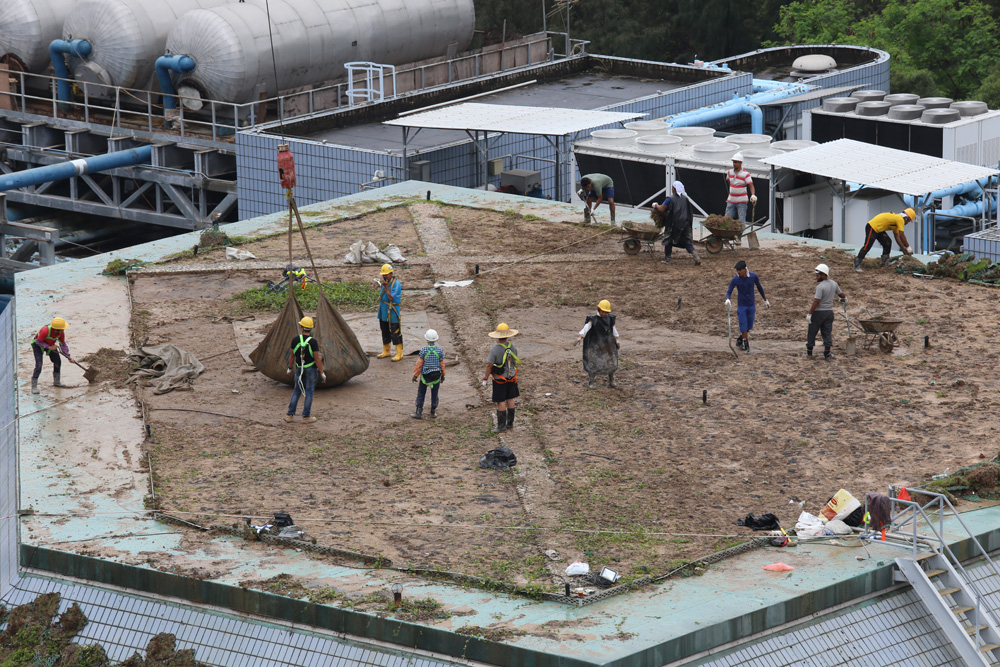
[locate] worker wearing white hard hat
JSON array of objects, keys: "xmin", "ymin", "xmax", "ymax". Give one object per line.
[
  {"xmin": 725, "ymin": 153, "xmax": 757, "ymax": 223},
  {"xmin": 806, "ymin": 264, "xmax": 846, "ymax": 360},
  {"xmin": 411, "ymin": 329, "xmax": 446, "ymax": 420}
]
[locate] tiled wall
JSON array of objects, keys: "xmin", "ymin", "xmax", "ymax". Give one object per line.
[{"xmin": 0, "ymin": 298, "xmax": 16, "ymax": 593}]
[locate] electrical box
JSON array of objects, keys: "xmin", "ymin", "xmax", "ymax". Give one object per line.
[
  {"xmin": 487, "ymin": 158, "xmax": 504, "ymax": 176},
  {"xmin": 408, "ymin": 160, "xmax": 431, "ymax": 182},
  {"xmin": 831, "ymin": 188, "xmax": 900, "ymax": 245},
  {"xmin": 500, "ymin": 169, "xmax": 541, "ymax": 194}
]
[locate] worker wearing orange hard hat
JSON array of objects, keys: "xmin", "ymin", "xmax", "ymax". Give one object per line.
[
  {"xmin": 376, "ymin": 263, "xmax": 404, "ymax": 361},
  {"xmin": 483, "ymin": 323, "xmax": 521, "ymax": 433},
  {"xmin": 30, "ymin": 317, "xmax": 71, "ymax": 394},
  {"xmin": 285, "ymin": 316, "xmax": 325, "ymax": 423},
  {"xmin": 854, "ymin": 208, "xmax": 916, "ymax": 272},
  {"xmin": 575, "ymin": 299, "xmax": 620, "ymax": 388}
]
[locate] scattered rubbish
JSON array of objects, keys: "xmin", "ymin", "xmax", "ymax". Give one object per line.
[
  {"xmin": 433, "ymin": 280, "xmax": 475, "ymax": 288},
  {"xmin": 735, "ymin": 513, "xmax": 780, "ymax": 531},
  {"xmin": 231, "ymin": 389, "xmax": 240, "ymax": 394},
  {"xmin": 277, "ymin": 526, "xmax": 306, "ymax": 540},
  {"xmin": 344, "ymin": 240, "xmax": 405, "ymax": 265},
  {"xmin": 770, "ymin": 536, "xmax": 789, "ymax": 547},
  {"xmin": 762, "ymin": 562, "xmax": 794, "ymax": 572},
  {"xmin": 383, "ymin": 244, "xmax": 406, "ymax": 263},
  {"xmin": 794, "ymin": 512, "xmax": 826, "ymax": 537},
  {"xmin": 225, "ymin": 246, "xmax": 256, "ymax": 261},
  {"xmin": 127, "ymin": 344, "xmax": 205, "ymax": 394},
  {"xmin": 479, "ymin": 446, "xmax": 517, "ymax": 470},
  {"xmin": 820, "ymin": 489, "xmax": 861, "ymax": 522},
  {"xmin": 824, "ymin": 519, "xmax": 853, "ymax": 535},
  {"xmin": 544, "ymin": 549, "xmax": 561, "ymax": 561},
  {"xmin": 565, "ymin": 562, "xmax": 590, "ymax": 576},
  {"xmin": 931, "ymin": 468, "xmax": 951, "ymax": 480}
]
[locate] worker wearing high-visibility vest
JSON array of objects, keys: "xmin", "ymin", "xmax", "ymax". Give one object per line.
[
  {"xmin": 30, "ymin": 317, "xmax": 71, "ymax": 394},
  {"xmin": 285, "ymin": 317, "xmax": 325, "ymax": 423},
  {"xmin": 376, "ymin": 264, "xmax": 404, "ymax": 361}
]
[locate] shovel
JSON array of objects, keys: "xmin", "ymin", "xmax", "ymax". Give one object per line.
[
  {"xmin": 843, "ymin": 301, "xmax": 856, "ymax": 356},
  {"xmin": 61, "ymin": 351, "xmax": 99, "ymax": 383},
  {"xmin": 744, "ymin": 200, "xmax": 760, "ymax": 249},
  {"xmin": 726, "ymin": 302, "xmax": 738, "ymax": 358}
]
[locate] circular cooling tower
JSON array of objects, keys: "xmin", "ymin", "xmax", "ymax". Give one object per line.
[
  {"xmin": 917, "ymin": 97, "xmax": 953, "ymax": 110},
  {"xmin": 951, "ymin": 101, "xmax": 989, "ymax": 117},
  {"xmin": 667, "ymin": 126, "xmax": 715, "ymax": 145},
  {"xmin": 62, "ymin": 0, "xmax": 230, "ymax": 89},
  {"xmin": 166, "ymin": 0, "xmax": 475, "ymax": 104},
  {"xmin": 887, "ymin": 105, "xmax": 925, "ymax": 120},
  {"xmin": 921, "ymin": 108, "xmax": 961, "ymax": 124},
  {"xmin": 624, "ymin": 120, "xmax": 671, "ymax": 136},
  {"xmin": 590, "ymin": 129, "xmax": 638, "ymax": 146},
  {"xmin": 770, "ymin": 140, "xmax": 818, "ymax": 152},
  {"xmin": 726, "ymin": 133, "xmax": 771, "ymax": 150},
  {"xmin": 740, "ymin": 147, "xmax": 778, "ymax": 168},
  {"xmin": 692, "ymin": 141, "xmax": 739, "ymax": 161},
  {"xmin": 822, "ymin": 97, "xmax": 859, "ymax": 113},
  {"xmin": 0, "ymin": 0, "xmax": 77, "ymax": 73},
  {"xmin": 883, "ymin": 93, "xmax": 919, "ymax": 106},
  {"xmin": 634, "ymin": 135, "xmax": 683, "ymax": 154},
  {"xmin": 852, "ymin": 90, "xmax": 886, "ymax": 103},
  {"xmin": 855, "ymin": 101, "xmax": 891, "ymax": 116}
]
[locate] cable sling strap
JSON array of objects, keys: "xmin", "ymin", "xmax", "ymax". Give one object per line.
[
  {"xmin": 292, "ymin": 334, "xmax": 316, "ymax": 368},
  {"xmin": 419, "ymin": 347, "xmax": 443, "ymax": 387},
  {"xmin": 491, "ymin": 341, "xmax": 520, "ymax": 383}
]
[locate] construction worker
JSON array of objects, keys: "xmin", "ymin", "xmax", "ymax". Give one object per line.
[
  {"xmin": 482, "ymin": 323, "xmax": 520, "ymax": 433},
  {"xmin": 725, "ymin": 260, "xmax": 769, "ymax": 354},
  {"xmin": 579, "ymin": 174, "xmax": 616, "ymax": 223},
  {"xmin": 807, "ymin": 264, "xmax": 846, "ymax": 360},
  {"xmin": 575, "ymin": 299, "xmax": 620, "ymax": 388},
  {"xmin": 411, "ymin": 329, "xmax": 446, "ymax": 420},
  {"xmin": 653, "ymin": 181, "xmax": 701, "ymax": 265},
  {"xmin": 285, "ymin": 316, "xmax": 326, "ymax": 423},
  {"xmin": 854, "ymin": 208, "xmax": 916, "ymax": 272},
  {"xmin": 30, "ymin": 317, "xmax": 71, "ymax": 394},
  {"xmin": 725, "ymin": 153, "xmax": 757, "ymax": 223},
  {"xmin": 376, "ymin": 263, "xmax": 403, "ymax": 361}
]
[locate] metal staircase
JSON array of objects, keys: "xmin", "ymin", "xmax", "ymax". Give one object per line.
[{"xmin": 889, "ymin": 487, "xmax": 1000, "ymax": 666}]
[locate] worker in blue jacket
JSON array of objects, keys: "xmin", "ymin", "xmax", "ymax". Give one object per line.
[
  {"xmin": 725, "ymin": 260, "xmax": 769, "ymax": 354},
  {"xmin": 377, "ymin": 263, "xmax": 404, "ymax": 361}
]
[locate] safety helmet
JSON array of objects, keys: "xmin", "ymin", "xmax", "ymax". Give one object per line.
[
  {"xmin": 380, "ymin": 263, "xmax": 394, "ymax": 275},
  {"xmin": 903, "ymin": 207, "xmax": 916, "ymax": 222},
  {"xmin": 815, "ymin": 263, "xmax": 829, "ymax": 275},
  {"xmin": 299, "ymin": 316, "xmax": 314, "ymax": 329},
  {"xmin": 732, "ymin": 152, "xmax": 744, "ymax": 161},
  {"xmin": 424, "ymin": 329, "xmax": 439, "ymax": 342},
  {"xmin": 50, "ymin": 317, "xmax": 68, "ymax": 330},
  {"xmin": 598, "ymin": 299, "xmax": 612, "ymax": 313}
]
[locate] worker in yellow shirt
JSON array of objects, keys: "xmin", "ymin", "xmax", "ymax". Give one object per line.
[{"xmin": 854, "ymin": 208, "xmax": 916, "ymax": 272}]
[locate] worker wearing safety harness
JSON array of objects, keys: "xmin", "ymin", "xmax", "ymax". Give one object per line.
[
  {"xmin": 854, "ymin": 208, "xmax": 915, "ymax": 272},
  {"xmin": 285, "ymin": 317, "xmax": 326, "ymax": 423},
  {"xmin": 376, "ymin": 263, "xmax": 404, "ymax": 361},
  {"xmin": 30, "ymin": 317, "xmax": 71, "ymax": 394},
  {"xmin": 411, "ymin": 329, "xmax": 446, "ymax": 420},
  {"xmin": 482, "ymin": 323, "xmax": 521, "ymax": 434}
]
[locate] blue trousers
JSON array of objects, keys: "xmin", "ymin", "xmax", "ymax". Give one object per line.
[
  {"xmin": 415, "ymin": 379, "xmax": 440, "ymax": 410},
  {"xmin": 725, "ymin": 201, "xmax": 749, "ymax": 222},
  {"xmin": 287, "ymin": 366, "xmax": 318, "ymax": 417}
]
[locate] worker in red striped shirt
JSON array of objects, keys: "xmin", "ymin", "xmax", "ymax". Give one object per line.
[{"xmin": 724, "ymin": 153, "xmax": 757, "ymax": 223}]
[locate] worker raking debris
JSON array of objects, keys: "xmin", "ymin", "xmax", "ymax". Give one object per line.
[
  {"xmin": 285, "ymin": 317, "xmax": 326, "ymax": 423},
  {"xmin": 376, "ymin": 263, "xmax": 404, "ymax": 361},
  {"xmin": 575, "ymin": 300, "xmax": 620, "ymax": 388},
  {"xmin": 30, "ymin": 317, "xmax": 71, "ymax": 394},
  {"xmin": 483, "ymin": 323, "xmax": 521, "ymax": 434},
  {"xmin": 578, "ymin": 174, "xmax": 616, "ymax": 224}
]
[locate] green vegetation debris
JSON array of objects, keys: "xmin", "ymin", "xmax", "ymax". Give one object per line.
[
  {"xmin": 198, "ymin": 227, "xmax": 229, "ymax": 248},
  {"xmin": 703, "ymin": 215, "xmax": 743, "ymax": 232},
  {"xmin": 232, "ymin": 280, "xmax": 379, "ymax": 313},
  {"xmin": 102, "ymin": 258, "xmax": 146, "ymax": 275}
]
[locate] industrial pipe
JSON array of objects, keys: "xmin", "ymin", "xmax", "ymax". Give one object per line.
[
  {"xmin": 155, "ymin": 54, "xmax": 196, "ymax": 112},
  {"xmin": 661, "ymin": 82, "xmax": 809, "ymax": 135},
  {"xmin": 0, "ymin": 146, "xmax": 152, "ymax": 192},
  {"xmin": 49, "ymin": 39, "xmax": 91, "ymax": 105},
  {"xmin": 904, "ymin": 176, "xmax": 997, "ymax": 253}
]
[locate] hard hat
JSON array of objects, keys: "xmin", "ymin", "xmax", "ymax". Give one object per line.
[
  {"xmin": 380, "ymin": 263, "xmax": 394, "ymax": 275},
  {"xmin": 815, "ymin": 263, "xmax": 829, "ymax": 275},
  {"xmin": 732, "ymin": 152, "xmax": 744, "ymax": 161},
  {"xmin": 903, "ymin": 207, "xmax": 916, "ymax": 222},
  {"xmin": 50, "ymin": 317, "xmax": 68, "ymax": 330},
  {"xmin": 424, "ymin": 329, "xmax": 439, "ymax": 342},
  {"xmin": 298, "ymin": 316, "xmax": 314, "ymax": 329},
  {"xmin": 598, "ymin": 299, "xmax": 612, "ymax": 313},
  {"xmin": 488, "ymin": 322, "xmax": 519, "ymax": 338}
]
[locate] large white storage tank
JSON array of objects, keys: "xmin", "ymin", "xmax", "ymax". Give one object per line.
[
  {"xmin": 0, "ymin": 0, "xmax": 77, "ymax": 73},
  {"xmin": 163, "ymin": 0, "xmax": 475, "ymax": 105},
  {"xmin": 61, "ymin": 0, "xmax": 231, "ymax": 91}
]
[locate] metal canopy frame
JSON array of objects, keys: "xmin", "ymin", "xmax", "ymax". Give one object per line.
[
  {"xmin": 386, "ymin": 103, "xmax": 645, "ymax": 200},
  {"xmin": 763, "ymin": 139, "xmax": 1000, "ymax": 252}
]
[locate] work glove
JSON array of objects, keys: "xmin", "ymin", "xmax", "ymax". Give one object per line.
[
  {"xmin": 481, "ymin": 379, "xmax": 489, "ymax": 388},
  {"xmin": 577, "ymin": 188, "xmax": 587, "ymax": 202},
  {"xmin": 806, "ymin": 313, "xmax": 812, "ymax": 325},
  {"xmin": 412, "ymin": 375, "xmax": 418, "ymax": 383},
  {"xmin": 320, "ymin": 372, "xmax": 327, "ymax": 382},
  {"xmin": 286, "ymin": 368, "xmax": 292, "ymax": 375},
  {"xmin": 750, "ymin": 195, "xmax": 758, "ymax": 204},
  {"xmin": 574, "ymin": 337, "xmax": 582, "ymax": 346},
  {"xmin": 441, "ymin": 374, "xmax": 446, "ymax": 384},
  {"xmin": 840, "ymin": 296, "xmax": 847, "ymax": 305},
  {"xmin": 615, "ymin": 340, "xmax": 620, "ymax": 350},
  {"xmin": 725, "ymin": 299, "xmax": 731, "ymax": 307},
  {"xmin": 764, "ymin": 300, "xmax": 771, "ymax": 308},
  {"xmin": 905, "ymin": 246, "xmax": 914, "ymax": 256}
]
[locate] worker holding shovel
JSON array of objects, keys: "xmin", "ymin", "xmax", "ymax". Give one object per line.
[
  {"xmin": 30, "ymin": 317, "xmax": 71, "ymax": 394},
  {"xmin": 725, "ymin": 260, "xmax": 769, "ymax": 354}
]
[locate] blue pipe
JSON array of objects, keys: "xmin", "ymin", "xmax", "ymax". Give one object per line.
[
  {"xmin": 904, "ymin": 176, "xmax": 997, "ymax": 252},
  {"xmin": 662, "ymin": 81, "xmax": 809, "ymax": 135},
  {"xmin": 0, "ymin": 146, "xmax": 152, "ymax": 192},
  {"xmin": 155, "ymin": 55, "xmax": 196, "ymax": 111},
  {"xmin": 50, "ymin": 39, "xmax": 92, "ymax": 105}
]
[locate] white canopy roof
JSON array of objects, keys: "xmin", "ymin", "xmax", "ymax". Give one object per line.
[
  {"xmin": 384, "ymin": 103, "xmax": 645, "ymax": 135},
  {"xmin": 762, "ymin": 139, "xmax": 998, "ymax": 196}
]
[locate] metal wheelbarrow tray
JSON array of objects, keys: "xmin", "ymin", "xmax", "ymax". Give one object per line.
[
  {"xmin": 621, "ymin": 223, "xmax": 663, "ymax": 256},
  {"xmin": 856, "ymin": 317, "xmax": 904, "ymax": 352}
]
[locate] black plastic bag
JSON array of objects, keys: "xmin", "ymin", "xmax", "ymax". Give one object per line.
[
  {"xmin": 735, "ymin": 513, "xmax": 780, "ymax": 531},
  {"xmin": 479, "ymin": 446, "xmax": 517, "ymax": 470}
]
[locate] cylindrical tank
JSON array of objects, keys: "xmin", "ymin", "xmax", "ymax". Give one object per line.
[
  {"xmin": 165, "ymin": 0, "xmax": 475, "ymax": 105},
  {"xmin": 62, "ymin": 0, "xmax": 231, "ymax": 90},
  {"xmin": 590, "ymin": 129, "xmax": 637, "ymax": 146},
  {"xmin": 667, "ymin": 127, "xmax": 715, "ymax": 145},
  {"xmin": 0, "ymin": 0, "xmax": 77, "ymax": 73}
]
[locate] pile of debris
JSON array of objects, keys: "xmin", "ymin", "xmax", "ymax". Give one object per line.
[
  {"xmin": 703, "ymin": 215, "xmax": 744, "ymax": 232},
  {"xmin": 908, "ymin": 251, "xmax": 1000, "ymax": 283}
]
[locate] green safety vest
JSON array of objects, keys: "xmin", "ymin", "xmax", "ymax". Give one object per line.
[
  {"xmin": 419, "ymin": 347, "xmax": 443, "ymax": 387},
  {"xmin": 292, "ymin": 334, "xmax": 316, "ymax": 368}
]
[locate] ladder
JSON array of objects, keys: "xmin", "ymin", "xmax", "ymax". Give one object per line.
[{"xmin": 888, "ymin": 487, "xmax": 1000, "ymax": 666}]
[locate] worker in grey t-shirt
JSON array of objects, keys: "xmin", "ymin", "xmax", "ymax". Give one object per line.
[{"xmin": 806, "ymin": 263, "xmax": 846, "ymax": 360}]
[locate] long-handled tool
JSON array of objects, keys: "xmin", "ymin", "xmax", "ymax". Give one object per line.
[
  {"xmin": 726, "ymin": 302, "xmax": 738, "ymax": 358},
  {"xmin": 745, "ymin": 199, "xmax": 760, "ymax": 249},
  {"xmin": 843, "ymin": 300, "xmax": 856, "ymax": 356},
  {"xmin": 61, "ymin": 351, "xmax": 99, "ymax": 383}
]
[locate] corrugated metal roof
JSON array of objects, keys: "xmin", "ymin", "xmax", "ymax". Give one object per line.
[
  {"xmin": 757, "ymin": 84, "xmax": 864, "ymax": 106},
  {"xmin": 384, "ymin": 103, "xmax": 645, "ymax": 135},
  {"xmin": 762, "ymin": 139, "xmax": 999, "ymax": 196}
]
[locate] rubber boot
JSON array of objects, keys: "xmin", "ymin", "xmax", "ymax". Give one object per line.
[
  {"xmin": 853, "ymin": 257, "xmax": 863, "ymax": 273},
  {"xmin": 587, "ymin": 373, "xmax": 596, "ymax": 389},
  {"xmin": 492, "ymin": 410, "xmax": 507, "ymax": 434},
  {"xmin": 880, "ymin": 255, "xmax": 890, "ymax": 267},
  {"xmin": 692, "ymin": 249, "xmax": 702, "ymax": 266},
  {"xmin": 506, "ymin": 408, "xmax": 515, "ymax": 431},
  {"xmin": 391, "ymin": 343, "xmax": 404, "ymax": 361},
  {"xmin": 429, "ymin": 406, "xmax": 437, "ymax": 419},
  {"xmin": 31, "ymin": 378, "xmax": 39, "ymax": 394},
  {"xmin": 743, "ymin": 338, "xmax": 750, "ymax": 354},
  {"xmin": 824, "ymin": 348, "xmax": 834, "ymax": 360},
  {"xmin": 377, "ymin": 343, "xmax": 392, "ymax": 359},
  {"xmin": 410, "ymin": 406, "xmax": 423, "ymax": 420},
  {"xmin": 660, "ymin": 255, "xmax": 671, "ymax": 265},
  {"xmin": 53, "ymin": 372, "xmax": 63, "ymax": 387},
  {"xmin": 806, "ymin": 347, "xmax": 813, "ymax": 357},
  {"xmin": 608, "ymin": 373, "xmax": 617, "ymax": 388}
]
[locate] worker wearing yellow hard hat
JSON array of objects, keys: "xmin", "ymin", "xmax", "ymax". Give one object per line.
[
  {"xmin": 30, "ymin": 317, "xmax": 72, "ymax": 394},
  {"xmin": 575, "ymin": 300, "xmax": 620, "ymax": 389},
  {"xmin": 285, "ymin": 315, "xmax": 325, "ymax": 423},
  {"xmin": 376, "ymin": 264, "xmax": 404, "ymax": 361},
  {"xmin": 483, "ymin": 323, "xmax": 521, "ymax": 433},
  {"xmin": 854, "ymin": 207, "xmax": 916, "ymax": 272}
]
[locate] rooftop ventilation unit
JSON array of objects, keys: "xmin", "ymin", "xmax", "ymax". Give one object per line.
[
  {"xmin": 884, "ymin": 93, "xmax": 919, "ymax": 106},
  {"xmin": 822, "ymin": 97, "xmax": 859, "ymax": 113},
  {"xmin": 918, "ymin": 97, "xmax": 953, "ymax": 110},
  {"xmin": 667, "ymin": 127, "xmax": 715, "ymax": 145},
  {"xmin": 853, "ymin": 90, "xmax": 886, "ymax": 103},
  {"xmin": 922, "ymin": 109, "xmax": 962, "ymax": 124},
  {"xmin": 951, "ymin": 101, "xmax": 988, "ymax": 117},
  {"xmin": 888, "ymin": 105, "xmax": 925, "ymax": 121},
  {"xmin": 856, "ymin": 101, "xmax": 891, "ymax": 116}
]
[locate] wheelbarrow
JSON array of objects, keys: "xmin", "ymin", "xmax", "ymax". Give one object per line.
[
  {"xmin": 621, "ymin": 223, "xmax": 663, "ymax": 256},
  {"xmin": 702, "ymin": 218, "xmax": 768, "ymax": 254},
  {"xmin": 855, "ymin": 317, "xmax": 904, "ymax": 353}
]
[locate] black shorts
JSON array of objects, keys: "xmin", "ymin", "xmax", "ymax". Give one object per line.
[{"xmin": 491, "ymin": 379, "xmax": 520, "ymax": 403}]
